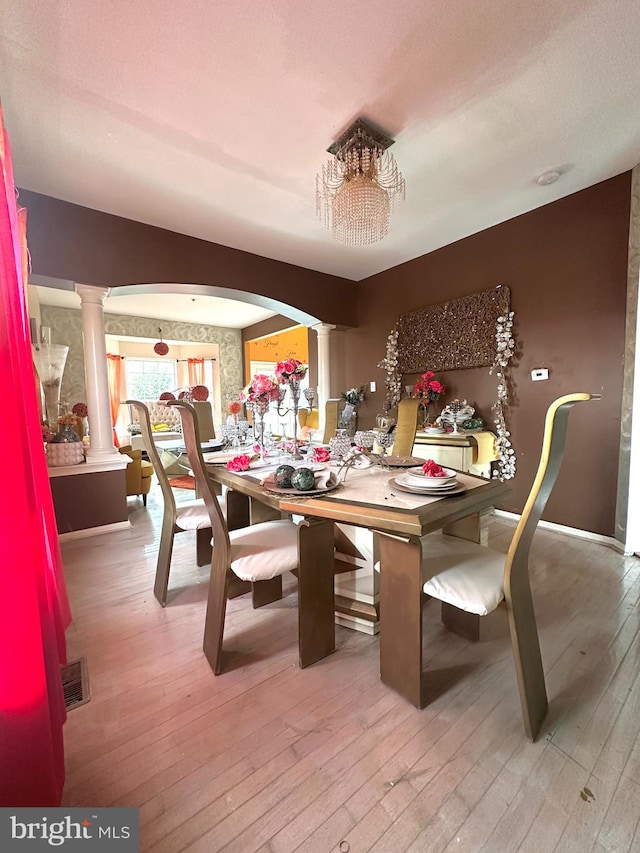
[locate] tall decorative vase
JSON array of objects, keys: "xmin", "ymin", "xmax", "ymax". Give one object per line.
[
  {"xmin": 253, "ymin": 395, "xmax": 271, "ymax": 459},
  {"xmin": 32, "ymin": 343, "xmax": 69, "ymax": 428}
]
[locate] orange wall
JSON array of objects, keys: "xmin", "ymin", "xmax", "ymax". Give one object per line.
[{"xmin": 244, "ymin": 326, "xmax": 309, "ymax": 383}]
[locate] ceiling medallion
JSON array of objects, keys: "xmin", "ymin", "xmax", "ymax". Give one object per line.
[
  {"xmin": 316, "ymin": 118, "xmax": 405, "ymax": 247},
  {"xmin": 153, "ymin": 327, "xmax": 169, "ymax": 356}
]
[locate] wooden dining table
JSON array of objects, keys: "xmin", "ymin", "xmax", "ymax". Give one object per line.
[{"xmin": 204, "ymin": 457, "xmax": 511, "ymax": 709}]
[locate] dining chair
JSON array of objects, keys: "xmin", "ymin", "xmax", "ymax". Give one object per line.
[
  {"xmin": 323, "ymin": 398, "xmax": 341, "ymax": 444},
  {"xmin": 169, "ymin": 400, "xmax": 300, "ymax": 674},
  {"xmin": 126, "ymin": 399, "xmax": 215, "ymax": 607},
  {"xmin": 380, "ymin": 392, "xmax": 597, "ymax": 741},
  {"xmin": 390, "ymin": 397, "xmax": 421, "ymax": 456}
]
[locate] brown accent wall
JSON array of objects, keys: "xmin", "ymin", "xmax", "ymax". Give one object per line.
[
  {"xmin": 348, "ymin": 174, "xmax": 631, "ymax": 535},
  {"xmin": 49, "ymin": 469, "xmax": 128, "ymax": 533},
  {"xmin": 19, "ymin": 190, "xmax": 357, "ymax": 328}
]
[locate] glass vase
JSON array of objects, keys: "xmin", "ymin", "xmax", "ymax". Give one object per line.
[{"xmin": 32, "ymin": 343, "xmax": 69, "ymax": 428}]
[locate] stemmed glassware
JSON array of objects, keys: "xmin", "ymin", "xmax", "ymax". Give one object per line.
[{"xmin": 376, "ymin": 430, "xmax": 395, "ymax": 456}]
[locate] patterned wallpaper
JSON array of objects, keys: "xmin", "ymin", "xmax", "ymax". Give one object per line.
[
  {"xmin": 615, "ymin": 164, "xmax": 640, "ymax": 543},
  {"xmin": 39, "ymin": 305, "xmax": 243, "ymax": 414}
]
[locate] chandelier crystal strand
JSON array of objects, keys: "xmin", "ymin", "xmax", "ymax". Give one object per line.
[{"xmin": 316, "ymin": 118, "xmax": 405, "ymax": 246}]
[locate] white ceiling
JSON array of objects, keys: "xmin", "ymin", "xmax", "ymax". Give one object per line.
[
  {"xmin": 2, "ymin": 0, "xmax": 640, "ymax": 282},
  {"xmin": 31, "ymin": 284, "xmax": 276, "ymax": 328}
]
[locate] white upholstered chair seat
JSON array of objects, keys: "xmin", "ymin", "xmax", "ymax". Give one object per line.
[
  {"xmin": 420, "ymin": 534, "xmax": 505, "ymax": 616},
  {"xmin": 176, "ymin": 498, "xmax": 224, "ymax": 531},
  {"xmin": 374, "ymin": 532, "xmax": 505, "ymax": 617},
  {"xmin": 229, "ymin": 519, "xmax": 299, "ymax": 581}
]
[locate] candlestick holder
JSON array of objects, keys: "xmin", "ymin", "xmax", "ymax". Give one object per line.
[{"xmin": 275, "ymin": 378, "xmax": 303, "ymax": 457}]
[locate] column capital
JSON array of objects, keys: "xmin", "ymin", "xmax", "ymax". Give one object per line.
[
  {"xmin": 75, "ymin": 284, "xmax": 110, "ymax": 305},
  {"xmin": 312, "ymin": 323, "xmax": 336, "ymax": 336}
]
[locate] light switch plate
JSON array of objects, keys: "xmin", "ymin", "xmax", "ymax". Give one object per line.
[
  {"xmin": 531, "ymin": 368, "xmax": 549, "ymax": 381},
  {"xmin": 369, "ymin": 381, "xmax": 376, "ymax": 392}
]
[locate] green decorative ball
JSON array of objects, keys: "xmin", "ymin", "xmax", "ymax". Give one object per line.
[
  {"xmin": 291, "ymin": 467, "xmax": 316, "ymax": 491},
  {"xmin": 274, "ymin": 465, "xmax": 295, "ymax": 488}
]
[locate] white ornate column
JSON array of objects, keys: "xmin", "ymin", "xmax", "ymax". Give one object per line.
[
  {"xmin": 75, "ymin": 284, "xmax": 120, "ymax": 462},
  {"xmin": 312, "ymin": 323, "xmax": 335, "ymax": 433}
]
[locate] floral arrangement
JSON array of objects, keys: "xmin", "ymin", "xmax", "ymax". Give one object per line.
[
  {"xmin": 227, "ymin": 400, "xmax": 242, "ymax": 422},
  {"xmin": 275, "ymin": 358, "xmax": 307, "ymax": 384},
  {"xmin": 341, "ymin": 386, "xmax": 366, "ymax": 406},
  {"xmin": 412, "ymin": 371, "xmax": 445, "ymax": 402},
  {"xmin": 377, "ymin": 327, "xmax": 401, "ymax": 410},
  {"xmin": 71, "ymin": 401, "xmax": 88, "ymax": 418},
  {"xmin": 226, "ymin": 454, "xmax": 253, "ymax": 472},
  {"xmin": 311, "ymin": 446, "xmax": 331, "ymax": 463},
  {"xmin": 57, "ymin": 413, "xmax": 79, "ymax": 427},
  {"xmin": 159, "ymin": 391, "xmax": 176, "ymax": 401},
  {"xmin": 490, "ymin": 310, "xmax": 516, "ymax": 480},
  {"xmin": 240, "ymin": 373, "xmax": 281, "ymax": 403}
]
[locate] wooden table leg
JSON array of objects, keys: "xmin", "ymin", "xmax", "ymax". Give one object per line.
[
  {"xmin": 378, "ymin": 532, "xmax": 426, "ymax": 708},
  {"xmin": 297, "ymin": 517, "xmax": 336, "ymax": 668}
]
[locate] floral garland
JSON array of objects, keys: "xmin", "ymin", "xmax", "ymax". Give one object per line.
[
  {"xmin": 377, "ymin": 327, "xmax": 401, "ymax": 410},
  {"xmin": 490, "ymin": 310, "xmax": 516, "ymax": 480}
]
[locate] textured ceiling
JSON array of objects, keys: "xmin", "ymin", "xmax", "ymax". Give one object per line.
[{"xmin": 2, "ymin": 0, "xmax": 640, "ymax": 281}]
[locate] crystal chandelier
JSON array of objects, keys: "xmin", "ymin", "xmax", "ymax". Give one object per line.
[{"xmin": 316, "ymin": 118, "xmax": 405, "ymax": 246}]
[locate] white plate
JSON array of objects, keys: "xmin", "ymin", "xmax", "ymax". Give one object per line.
[
  {"xmin": 389, "ymin": 477, "xmax": 467, "ymax": 497},
  {"xmin": 395, "ymin": 474, "xmax": 459, "ymax": 492},
  {"xmin": 404, "ymin": 466, "xmax": 457, "ymax": 483}
]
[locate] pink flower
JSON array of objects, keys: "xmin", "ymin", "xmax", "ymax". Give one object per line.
[
  {"xmin": 227, "ymin": 454, "xmax": 252, "ymax": 472},
  {"xmin": 312, "ymin": 446, "xmax": 330, "ymax": 463},
  {"xmin": 428, "ymin": 380, "xmax": 445, "ymax": 395}
]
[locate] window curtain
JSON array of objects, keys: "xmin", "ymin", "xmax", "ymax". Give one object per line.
[
  {"xmin": 0, "ymin": 105, "xmax": 71, "ymax": 806},
  {"xmin": 187, "ymin": 357, "xmax": 205, "ymax": 386},
  {"xmin": 106, "ymin": 354, "xmax": 122, "ymax": 448}
]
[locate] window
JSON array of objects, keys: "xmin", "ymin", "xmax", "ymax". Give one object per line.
[{"xmin": 125, "ymin": 357, "xmax": 178, "ymax": 400}]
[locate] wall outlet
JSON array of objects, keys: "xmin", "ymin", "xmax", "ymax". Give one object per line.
[
  {"xmin": 370, "ymin": 381, "xmax": 376, "ymax": 393},
  {"xmin": 531, "ymin": 368, "xmax": 549, "ymax": 381}
]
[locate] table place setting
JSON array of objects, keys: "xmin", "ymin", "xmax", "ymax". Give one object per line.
[{"xmin": 259, "ymin": 464, "xmax": 340, "ymax": 496}]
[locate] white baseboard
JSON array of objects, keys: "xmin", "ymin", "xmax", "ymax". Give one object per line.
[
  {"xmin": 59, "ymin": 520, "xmax": 131, "ymax": 542},
  {"xmin": 493, "ymin": 510, "xmax": 625, "ymax": 553}
]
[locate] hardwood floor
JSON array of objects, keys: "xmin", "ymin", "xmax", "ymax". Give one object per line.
[{"xmin": 60, "ymin": 484, "xmax": 640, "ymax": 852}]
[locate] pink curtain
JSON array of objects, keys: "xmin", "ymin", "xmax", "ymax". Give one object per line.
[
  {"xmin": 106, "ymin": 354, "xmax": 122, "ymax": 448},
  {"xmin": 0, "ymin": 105, "xmax": 71, "ymax": 806}
]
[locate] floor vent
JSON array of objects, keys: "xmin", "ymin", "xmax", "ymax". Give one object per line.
[{"xmin": 61, "ymin": 657, "xmax": 90, "ymax": 710}]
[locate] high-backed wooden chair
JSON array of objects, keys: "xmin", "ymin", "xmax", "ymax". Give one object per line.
[
  {"xmin": 127, "ymin": 399, "xmax": 214, "ymax": 607},
  {"xmin": 323, "ymin": 398, "xmax": 341, "ymax": 444},
  {"xmin": 193, "ymin": 400, "xmax": 216, "ymax": 441},
  {"xmin": 391, "ymin": 398, "xmax": 421, "ymax": 456},
  {"xmin": 380, "ymin": 392, "xmax": 597, "ymax": 741},
  {"xmin": 169, "ymin": 400, "xmax": 300, "ymax": 674}
]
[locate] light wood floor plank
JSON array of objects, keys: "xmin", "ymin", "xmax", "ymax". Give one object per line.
[{"xmin": 57, "ymin": 491, "xmax": 640, "ymax": 852}]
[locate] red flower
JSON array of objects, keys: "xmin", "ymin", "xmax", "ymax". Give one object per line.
[
  {"xmin": 311, "ymin": 447, "xmax": 330, "ymax": 463},
  {"xmin": 159, "ymin": 391, "xmax": 176, "ymax": 401},
  {"xmin": 228, "ymin": 401, "xmax": 242, "ymax": 415},
  {"xmin": 71, "ymin": 401, "xmax": 88, "ymax": 418},
  {"xmin": 422, "ymin": 459, "xmax": 446, "ymax": 477}
]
